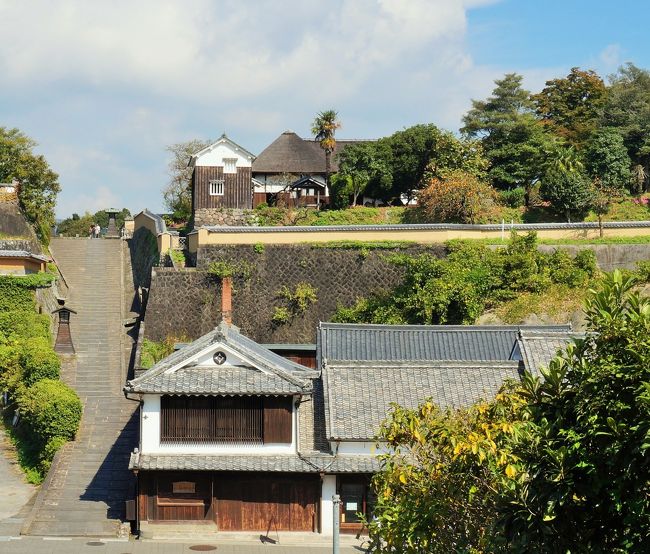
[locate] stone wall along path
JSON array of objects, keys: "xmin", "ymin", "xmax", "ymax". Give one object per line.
[{"xmin": 23, "ymin": 238, "xmax": 138, "ymax": 537}]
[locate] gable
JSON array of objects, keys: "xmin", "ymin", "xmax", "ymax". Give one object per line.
[{"xmin": 190, "ymin": 135, "xmax": 255, "ymax": 169}]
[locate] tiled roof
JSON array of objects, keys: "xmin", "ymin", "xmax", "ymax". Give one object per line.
[
  {"xmin": 319, "ymin": 322, "xmax": 572, "ymax": 363},
  {"xmin": 0, "ymin": 250, "xmax": 49, "ymax": 262},
  {"xmin": 125, "ymin": 322, "xmax": 317, "ymax": 395},
  {"xmin": 129, "ymin": 451, "xmax": 380, "ymax": 474},
  {"xmin": 322, "ymin": 360, "xmax": 522, "ymax": 441},
  {"xmin": 518, "ymin": 330, "xmax": 578, "ymax": 377}
]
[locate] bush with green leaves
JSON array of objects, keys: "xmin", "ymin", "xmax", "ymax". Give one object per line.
[
  {"xmin": 498, "ymin": 187, "xmax": 527, "ymax": 208},
  {"xmin": 39, "ymin": 435, "xmax": 67, "ymax": 474},
  {"xmin": 272, "ymin": 283, "xmax": 318, "ymax": 325},
  {"xmin": 20, "ymin": 336, "xmax": 60, "ymax": 385},
  {"xmin": 18, "ymin": 379, "xmax": 82, "ymax": 444},
  {"xmin": 335, "ymin": 232, "xmax": 598, "ymax": 325}
]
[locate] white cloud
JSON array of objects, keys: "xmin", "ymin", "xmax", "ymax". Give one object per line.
[
  {"xmin": 0, "ymin": 0, "xmax": 518, "ymax": 216},
  {"xmin": 599, "ymin": 43, "xmax": 622, "ymax": 70}
]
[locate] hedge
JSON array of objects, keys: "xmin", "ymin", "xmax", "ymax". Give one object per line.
[
  {"xmin": 18, "ymin": 379, "xmax": 82, "ymax": 444},
  {"xmin": 0, "ymin": 310, "xmax": 50, "ymax": 343},
  {"xmin": 20, "ymin": 337, "xmax": 60, "ymax": 385}
]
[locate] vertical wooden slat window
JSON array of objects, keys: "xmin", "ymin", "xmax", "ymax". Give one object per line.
[{"xmin": 160, "ymin": 395, "xmax": 266, "ymax": 444}]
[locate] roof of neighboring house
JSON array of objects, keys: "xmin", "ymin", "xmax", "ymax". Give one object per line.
[
  {"xmin": 0, "ymin": 250, "xmax": 49, "ymax": 263},
  {"xmin": 322, "ymin": 360, "xmax": 523, "ymax": 441},
  {"xmin": 129, "ymin": 452, "xmax": 380, "ymax": 474},
  {"xmin": 517, "ymin": 330, "xmax": 578, "ymax": 377},
  {"xmin": 125, "ymin": 321, "xmax": 317, "ymax": 395},
  {"xmin": 318, "ymin": 322, "xmax": 572, "ymax": 363},
  {"xmin": 188, "ymin": 134, "xmax": 256, "ymax": 167},
  {"xmin": 252, "ymin": 131, "xmax": 373, "ymax": 174}
]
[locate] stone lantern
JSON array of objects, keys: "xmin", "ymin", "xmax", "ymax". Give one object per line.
[
  {"xmin": 105, "ymin": 208, "xmax": 120, "ymax": 238},
  {"xmin": 53, "ymin": 305, "xmax": 77, "ymax": 354}
]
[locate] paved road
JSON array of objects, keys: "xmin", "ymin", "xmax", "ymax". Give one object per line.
[
  {"xmin": 0, "ymin": 536, "xmax": 363, "ymax": 553},
  {"xmin": 0, "ymin": 429, "xmax": 36, "ymax": 535}
]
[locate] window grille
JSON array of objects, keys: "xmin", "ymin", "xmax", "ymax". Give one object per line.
[{"xmin": 209, "ymin": 179, "xmax": 224, "ymax": 196}]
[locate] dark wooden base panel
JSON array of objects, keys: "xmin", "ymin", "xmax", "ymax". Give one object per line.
[{"xmin": 138, "ymin": 471, "xmax": 318, "ymax": 532}]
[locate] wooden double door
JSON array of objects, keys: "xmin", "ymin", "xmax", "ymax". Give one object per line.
[{"xmin": 140, "ymin": 471, "xmax": 319, "ymax": 532}]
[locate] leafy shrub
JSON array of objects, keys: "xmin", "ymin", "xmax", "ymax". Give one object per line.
[
  {"xmin": 18, "ymin": 379, "xmax": 82, "ymax": 444},
  {"xmin": 498, "ymin": 187, "xmax": 526, "ymax": 208},
  {"xmin": 636, "ymin": 260, "xmax": 650, "ymax": 282},
  {"xmin": 140, "ymin": 334, "xmax": 190, "ymax": 369},
  {"xmin": 0, "ymin": 310, "xmax": 50, "ymax": 342},
  {"xmin": 167, "ymin": 249, "xmax": 186, "ymax": 267},
  {"xmin": 272, "ymin": 283, "xmax": 318, "ymax": 325},
  {"xmin": 253, "ymin": 243, "xmax": 265, "ymax": 254},
  {"xmin": 39, "ymin": 435, "xmax": 67, "ymax": 474},
  {"xmin": 409, "ymin": 171, "xmax": 498, "ymax": 224},
  {"xmin": 208, "ymin": 260, "xmax": 252, "ymax": 279},
  {"xmin": 0, "ymin": 343, "xmax": 22, "ymax": 394},
  {"xmin": 20, "ymin": 337, "xmax": 60, "ymax": 385},
  {"xmin": 271, "ymin": 306, "xmax": 291, "ymax": 325}
]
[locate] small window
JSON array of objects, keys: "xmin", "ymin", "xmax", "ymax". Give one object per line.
[
  {"xmin": 209, "ymin": 179, "xmax": 224, "ymax": 196},
  {"xmin": 223, "ymin": 158, "xmax": 237, "ymax": 174}
]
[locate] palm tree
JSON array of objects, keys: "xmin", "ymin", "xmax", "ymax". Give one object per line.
[{"xmin": 311, "ymin": 109, "xmax": 341, "ymax": 188}]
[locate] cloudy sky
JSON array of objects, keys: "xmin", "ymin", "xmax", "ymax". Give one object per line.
[{"xmin": 1, "ymin": 0, "xmax": 649, "ymax": 217}]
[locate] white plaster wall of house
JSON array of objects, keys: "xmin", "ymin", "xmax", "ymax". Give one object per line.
[
  {"xmin": 140, "ymin": 394, "xmax": 297, "ymax": 455},
  {"xmin": 336, "ymin": 441, "xmax": 381, "ymax": 455},
  {"xmin": 195, "ymin": 143, "xmax": 252, "ymax": 168},
  {"xmin": 320, "ymin": 474, "xmax": 337, "ymax": 536}
]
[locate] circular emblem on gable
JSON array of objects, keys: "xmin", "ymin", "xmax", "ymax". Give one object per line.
[{"xmin": 213, "ymin": 351, "xmax": 227, "ymax": 365}]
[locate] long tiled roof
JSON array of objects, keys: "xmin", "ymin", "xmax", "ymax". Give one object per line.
[
  {"xmin": 125, "ymin": 322, "xmax": 317, "ymax": 395},
  {"xmin": 322, "ymin": 360, "xmax": 522, "ymax": 441},
  {"xmin": 319, "ymin": 322, "xmax": 572, "ymax": 363},
  {"xmin": 129, "ymin": 452, "xmax": 380, "ymax": 474},
  {"xmin": 518, "ymin": 330, "xmax": 578, "ymax": 377}
]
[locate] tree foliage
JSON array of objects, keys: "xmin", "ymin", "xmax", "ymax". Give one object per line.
[
  {"xmin": 163, "ymin": 139, "xmax": 212, "ymax": 222},
  {"xmin": 499, "ymin": 271, "xmax": 650, "ymax": 552},
  {"xmin": 335, "ymin": 141, "xmax": 388, "ymax": 206},
  {"xmin": 584, "ymin": 128, "xmax": 631, "ymax": 189},
  {"xmin": 410, "ymin": 170, "xmax": 497, "ymax": 224},
  {"xmin": 462, "ymin": 74, "xmax": 554, "ymax": 195},
  {"xmin": 532, "ymin": 67, "xmax": 607, "ymax": 147},
  {"xmin": 0, "ymin": 127, "xmax": 60, "ymax": 243},
  {"xmin": 540, "ymin": 166, "xmax": 594, "ymax": 222},
  {"xmin": 335, "ymin": 233, "xmax": 596, "ymax": 325},
  {"xmin": 57, "ymin": 208, "xmax": 131, "ymax": 236},
  {"xmin": 311, "ymin": 109, "xmax": 341, "ymax": 186},
  {"xmin": 367, "ymin": 272, "xmax": 650, "ymax": 553}
]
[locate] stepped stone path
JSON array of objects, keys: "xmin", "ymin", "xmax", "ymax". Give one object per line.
[{"xmin": 23, "ymin": 238, "xmax": 138, "ymax": 537}]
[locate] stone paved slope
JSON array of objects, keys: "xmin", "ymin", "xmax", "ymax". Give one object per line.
[{"xmin": 23, "ymin": 238, "xmax": 138, "ymax": 537}]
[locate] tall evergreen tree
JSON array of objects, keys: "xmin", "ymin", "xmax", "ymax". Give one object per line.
[{"xmin": 462, "ymin": 74, "xmax": 553, "ymax": 200}]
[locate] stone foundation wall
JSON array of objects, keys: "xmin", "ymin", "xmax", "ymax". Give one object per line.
[
  {"xmin": 194, "ymin": 208, "xmax": 258, "ymax": 228},
  {"xmin": 144, "ymin": 268, "xmax": 222, "ymax": 342},
  {"xmin": 146, "ymin": 244, "xmax": 443, "ymax": 344}
]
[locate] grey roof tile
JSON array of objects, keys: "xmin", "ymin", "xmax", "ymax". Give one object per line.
[
  {"xmin": 125, "ymin": 322, "xmax": 317, "ymax": 395},
  {"xmin": 518, "ymin": 330, "xmax": 578, "ymax": 377},
  {"xmin": 319, "ymin": 322, "xmax": 572, "ymax": 362},
  {"xmin": 322, "ymin": 361, "xmax": 522, "ymax": 441},
  {"xmin": 129, "ymin": 452, "xmax": 379, "ymax": 474}
]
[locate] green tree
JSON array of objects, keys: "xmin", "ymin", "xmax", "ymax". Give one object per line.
[
  {"xmin": 0, "ymin": 127, "xmax": 60, "ymax": 243},
  {"xmin": 499, "ymin": 271, "xmax": 650, "ymax": 552},
  {"xmin": 603, "ymin": 63, "xmax": 650, "ymax": 192},
  {"xmin": 311, "ymin": 109, "xmax": 341, "ymax": 188},
  {"xmin": 367, "ymin": 124, "xmax": 489, "ymax": 203},
  {"xmin": 532, "ymin": 67, "xmax": 607, "ymax": 147},
  {"xmin": 163, "ymin": 139, "xmax": 212, "ymax": 222},
  {"xmin": 335, "ymin": 142, "xmax": 388, "ymax": 206},
  {"xmin": 540, "ymin": 166, "xmax": 594, "ymax": 222},
  {"xmin": 462, "ymin": 73, "xmax": 553, "ymax": 201},
  {"xmin": 584, "ymin": 128, "xmax": 631, "ymax": 190}
]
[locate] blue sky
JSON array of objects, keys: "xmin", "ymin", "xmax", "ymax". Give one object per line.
[{"xmin": 0, "ymin": 0, "xmax": 648, "ymax": 218}]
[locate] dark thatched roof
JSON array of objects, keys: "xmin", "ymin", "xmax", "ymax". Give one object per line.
[{"xmin": 252, "ymin": 131, "xmax": 373, "ymax": 174}]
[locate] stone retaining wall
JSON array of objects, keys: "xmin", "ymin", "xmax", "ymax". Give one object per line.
[{"xmin": 194, "ymin": 208, "xmax": 258, "ymax": 228}]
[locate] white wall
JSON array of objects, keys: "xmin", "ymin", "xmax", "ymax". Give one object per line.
[
  {"xmin": 141, "ymin": 394, "xmax": 297, "ymax": 455},
  {"xmin": 320, "ymin": 474, "xmax": 337, "ymax": 536},
  {"xmin": 195, "ymin": 141, "xmax": 252, "ymax": 168}
]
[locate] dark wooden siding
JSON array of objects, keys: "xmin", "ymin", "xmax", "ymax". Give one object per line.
[
  {"xmin": 193, "ymin": 166, "xmax": 252, "ymax": 209},
  {"xmin": 139, "ymin": 471, "xmax": 319, "ymax": 531},
  {"xmin": 215, "ymin": 473, "xmax": 318, "ymax": 531},
  {"xmin": 272, "ymin": 350, "xmax": 317, "ymax": 369},
  {"xmin": 263, "ymin": 396, "xmax": 293, "ymax": 444}
]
